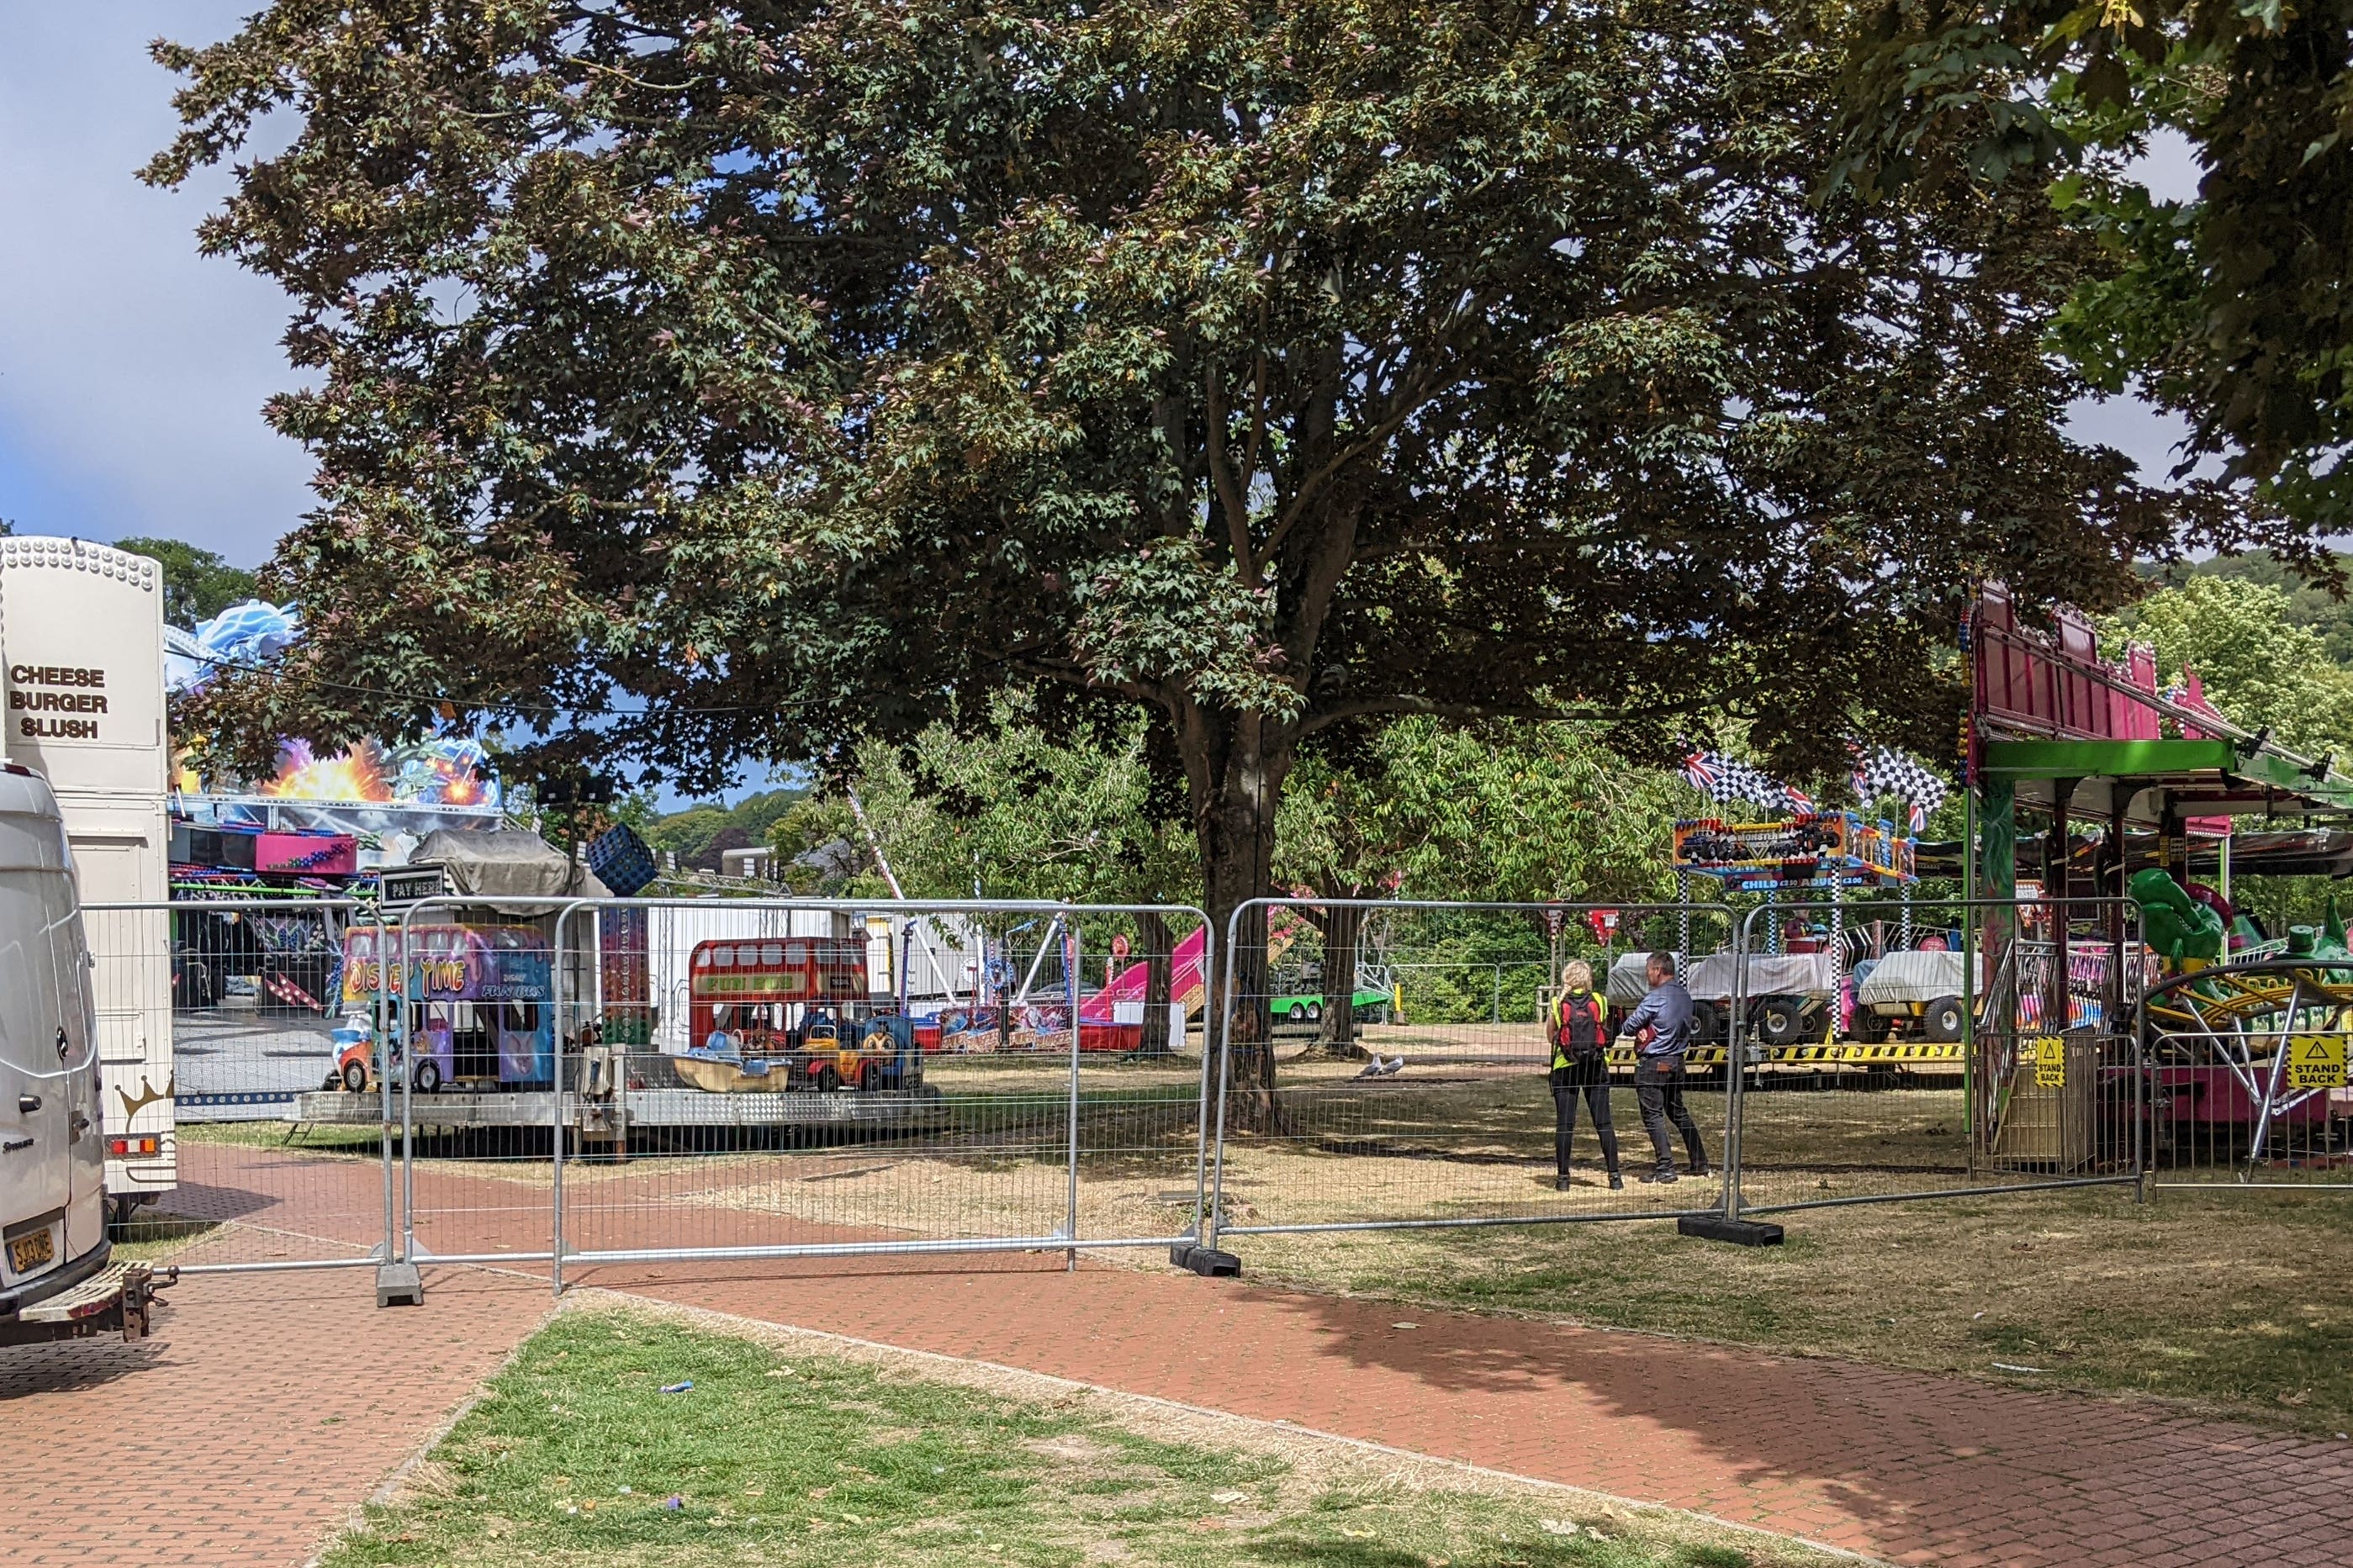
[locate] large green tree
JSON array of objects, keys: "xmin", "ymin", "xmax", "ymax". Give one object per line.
[
  {"xmin": 1276, "ymin": 717, "xmax": 1684, "ymax": 1052},
  {"xmin": 1832, "ymin": 1, "xmax": 2353, "ymax": 528},
  {"xmin": 152, "ymin": 0, "xmax": 2245, "ymax": 1085},
  {"xmin": 113, "ymin": 536, "xmax": 260, "ymax": 630},
  {"xmin": 849, "ymin": 694, "xmax": 1199, "ymax": 1048},
  {"xmin": 2110, "ymin": 576, "xmax": 2353, "ymax": 761}
]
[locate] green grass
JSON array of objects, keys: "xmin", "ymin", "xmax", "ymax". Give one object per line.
[
  {"xmin": 181, "ymin": 1119, "xmax": 389, "ymax": 1153},
  {"xmin": 1224, "ymin": 1187, "xmax": 2353, "ymax": 1436},
  {"xmin": 320, "ymin": 1310, "xmax": 1833, "ymax": 1568},
  {"xmin": 106, "ymin": 1211, "xmax": 221, "ymax": 1264}
]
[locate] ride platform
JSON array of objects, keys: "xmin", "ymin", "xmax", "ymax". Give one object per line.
[{"xmin": 288, "ymin": 1083, "xmax": 953, "ymax": 1134}]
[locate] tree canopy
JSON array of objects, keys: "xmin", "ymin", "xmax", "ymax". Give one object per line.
[
  {"xmin": 850, "ymin": 694, "xmax": 1198, "ymax": 908},
  {"xmin": 151, "ymin": 0, "xmax": 2253, "ymax": 941},
  {"xmin": 2171, "ymin": 552, "xmax": 2353, "ymax": 668},
  {"xmin": 1833, "ymin": 0, "xmax": 2353, "ymax": 529},
  {"xmin": 112, "ymin": 536, "xmax": 260, "ymax": 630},
  {"xmin": 2109, "ymin": 576, "xmax": 2353, "ymax": 762},
  {"xmin": 632, "ymin": 784, "xmax": 807, "ymax": 870}
]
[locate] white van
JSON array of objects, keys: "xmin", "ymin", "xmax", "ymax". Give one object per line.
[{"xmin": 0, "ymin": 761, "xmax": 164, "ymax": 1344}]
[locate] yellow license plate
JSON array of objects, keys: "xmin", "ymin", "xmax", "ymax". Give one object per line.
[{"xmin": 8, "ymin": 1227, "xmax": 55, "ymax": 1274}]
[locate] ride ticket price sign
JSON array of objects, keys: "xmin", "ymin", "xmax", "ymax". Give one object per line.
[
  {"xmin": 2287, "ymin": 1033, "xmax": 2350, "ymax": 1091},
  {"xmin": 2031, "ymin": 1035, "xmax": 2066, "ymax": 1088}
]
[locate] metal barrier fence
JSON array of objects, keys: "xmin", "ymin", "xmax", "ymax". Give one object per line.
[
  {"xmin": 1723, "ymin": 896, "xmax": 2145, "ymax": 1219},
  {"xmin": 84, "ymin": 896, "xmax": 395, "ymax": 1275},
  {"xmin": 1204, "ymin": 900, "xmax": 1740, "ymax": 1249},
  {"xmin": 110, "ymin": 881, "xmax": 2317, "ymax": 1300},
  {"xmin": 2142, "ymin": 956, "xmax": 2353, "ymax": 1191},
  {"xmin": 1201, "ymin": 895, "xmax": 2149, "ymax": 1255},
  {"xmin": 364, "ymin": 896, "xmax": 1214, "ymax": 1287}
]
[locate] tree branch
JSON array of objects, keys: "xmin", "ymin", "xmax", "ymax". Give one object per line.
[
  {"xmin": 1203, "ymin": 360, "xmax": 1256, "ymax": 573},
  {"xmin": 1299, "ymin": 694, "xmax": 1598, "ymax": 735}
]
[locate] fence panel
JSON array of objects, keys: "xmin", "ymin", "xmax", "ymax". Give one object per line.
[
  {"xmin": 87, "ymin": 897, "xmax": 395, "ymax": 1274},
  {"xmin": 1206, "ymin": 900, "xmax": 1736, "ymax": 1247},
  {"xmin": 2143, "ymin": 956, "xmax": 2353, "ymax": 1191},
  {"xmin": 1726, "ymin": 895, "xmax": 2144, "ymax": 1217},
  {"xmin": 366, "ymin": 898, "xmax": 1208, "ymax": 1286}
]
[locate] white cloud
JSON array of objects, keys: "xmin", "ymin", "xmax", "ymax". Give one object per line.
[{"xmin": 0, "ymin": 3, "xmax": 311, "ymax": 565}]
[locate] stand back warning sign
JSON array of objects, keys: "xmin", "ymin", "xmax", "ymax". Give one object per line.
[
  {"xmin": 2287, "ymin": 1034, "xmax": 2350, "ymax": 1091},
  {"xmin": 2032, "ymin": 1035, "xmax": 2065, "ymax": 1088}
]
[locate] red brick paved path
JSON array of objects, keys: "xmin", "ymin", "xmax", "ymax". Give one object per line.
[
  {"xmin": 617, "ymin": 1259, "xmax": 2353, "ymax": 1568},
  {"xmin": 10, "ymin": 1141, "xmax": 2352, "ymax": 1566},
  {"xmin": 0, "ymin": 1257, "xmax": 548, "ymax": 1567}
]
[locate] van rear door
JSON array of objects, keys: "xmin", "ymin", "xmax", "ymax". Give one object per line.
[
  {"xmin": 45, "ymin": 863, "xmax": 105, "ymax": 1264},
  {"xmin": 0, "ymin": 868, "xmax": 74, "ymax": 1292}
]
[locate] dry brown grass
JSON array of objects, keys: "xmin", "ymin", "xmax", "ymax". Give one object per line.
[{"xmin": 1222, "ymin": 1185, "xmax": 2353, "ymax": 1436}]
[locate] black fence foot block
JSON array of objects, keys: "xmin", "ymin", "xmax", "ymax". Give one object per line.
[
  {"xmin": 1169, "ymin": 1243, "xmax": 1242, "ymax": 1277},
  {"xmin": 1678, "ymin": 1214, "xmax": 1785, "ymax": 1248}
]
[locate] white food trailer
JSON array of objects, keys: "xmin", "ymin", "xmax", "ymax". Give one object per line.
[{"xmin": 0, "ymin": 536, "xmax": 173, "ymax": 1217}]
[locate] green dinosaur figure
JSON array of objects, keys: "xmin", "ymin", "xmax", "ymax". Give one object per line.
[{"xmin": 2128, "ymin": 867, "xmax": 2225, "ymax": 962}]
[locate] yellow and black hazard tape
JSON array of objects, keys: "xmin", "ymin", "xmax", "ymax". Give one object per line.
[{"xmin": 1601, "ymin": 1040, "xmax": 1964, "ymax": 1068}]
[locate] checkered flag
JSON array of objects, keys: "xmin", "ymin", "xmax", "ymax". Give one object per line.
[
  {"xmin": 1684, "ymin": 751, "xmax": 1811, "ymax": 813},
  {"xmin": 1852, "ymin": 747, "xmax": 1948, "ymax": 828}
]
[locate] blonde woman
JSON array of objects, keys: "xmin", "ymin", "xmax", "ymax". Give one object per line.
[{"xmin": 1547, "ymin": 960, "xmax": 1622, "ymax": 1191}]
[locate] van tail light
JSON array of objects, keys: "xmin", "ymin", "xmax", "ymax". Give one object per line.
[{"xmin": 108, "ymin": 1135, "xmax": 160, "ymax": 1158}]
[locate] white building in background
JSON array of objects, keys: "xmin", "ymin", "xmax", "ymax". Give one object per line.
[{"xmin": 0, "ymin": 536, "xmax": 173, "ymax": 1212}]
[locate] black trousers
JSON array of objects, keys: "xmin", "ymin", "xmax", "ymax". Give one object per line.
[
  {"xmin": 1550, "ymin": 1061, "xmax": 1620, "ymax": 1175},
  {"xmin": 1635, "ymin": 1054, "xmax": 1709, "ymax": 1172}
]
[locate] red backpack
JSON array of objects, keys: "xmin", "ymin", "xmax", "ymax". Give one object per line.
[{"xmin": 1551, "ymin": 994, "xmax": 1606, "ymax": 1064}]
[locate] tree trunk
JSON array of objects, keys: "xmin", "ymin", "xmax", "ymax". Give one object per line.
[
  {"xmin": 1136, "ymin": 908, "xmax": 1174, "ymax": 1055},
  {"xmin": 1316, "ymin": 894, "xmax": 1367, "ymax": 1058},
  {"xmin": 1180, "ymin": 703, "xmax": 1291, "ymax": 1132}
]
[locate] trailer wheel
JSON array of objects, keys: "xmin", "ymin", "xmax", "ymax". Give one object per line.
[
  {"xmin": 413, "ymin": 1059, "xmax": 443, "ymax": 1095},
  {"xmin": 1758, "ymin": 998, "xmax": 1807, "ymax": 1047},
  {"xmin": 341, "ymin": 1059, "xmax": 370, "ymax": 1093},
  {"xmin": 1855, "ymin": 1010, "xmax": 1893, "ymax": 1044},
  {"xmin": 1306, "ymin": 1000, "xmax": 1323, "ymax": 1022},
  {"xmin": 1688, "ymin": 1000, "xmax": 1721, "ymax": 1046},
  {"xmin": 1288, "ymin": 1002, "xmax": 1309, "ymax": 1022},
  {"xmin": 1924, "ymin": 996, "xmax": 1964, "ymax": 1043}
]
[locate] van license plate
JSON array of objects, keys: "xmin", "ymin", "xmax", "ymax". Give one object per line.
[{"xmin": 8, "ymin": 1228, "xmax": 55, "ymax": 1274}]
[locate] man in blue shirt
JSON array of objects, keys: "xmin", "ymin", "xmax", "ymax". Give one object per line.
[{"xmin": 1621, "ymin": 952, "xmax": 1711, "ymax": 1184}]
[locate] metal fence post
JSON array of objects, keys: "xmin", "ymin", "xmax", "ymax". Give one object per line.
[
  {"xmin": 377, "ymin": 908, "xmax": 395, "ymax": 1264},
  {"xmin": 399, "ymin": 900, "xmax": 420, "ymax": 1268},
  {"xmin": 1723, "ymin": 905, "xmax": 1749, "ymax": 1222},
  {"xmin": 1190, "ymin": 917, "xmax": 1219, "ymax": 1249},
  {"xmin": 1065, "ymin": 914, "xmax": 1081, "ymax": 1272},
  {"xmin": 1204, "ymin": 902, "xmax": 1247, "ymax": 1256},
  {"xmin": 551, "ymin": 903, "xmax": 573, "ymax": 1298}
]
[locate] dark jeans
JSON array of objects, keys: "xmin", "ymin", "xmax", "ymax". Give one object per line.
[
  {"xmin": 1635, "ymin": 1054, "xmax": 1709, "ymax": 1173},
  {"xmin": 1551, "ymin": 1064, "xmax": 1620, "ymax": 1175}
]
